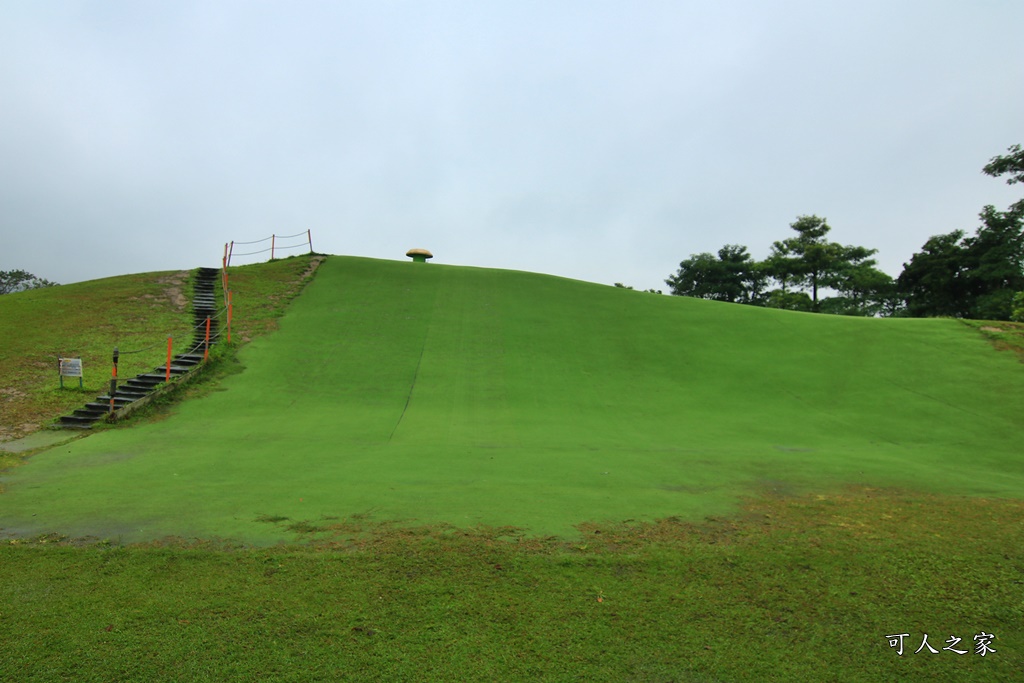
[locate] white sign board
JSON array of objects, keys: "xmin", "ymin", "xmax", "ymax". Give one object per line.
[{"xmin": 59, "ymin": 357, "xmax": 83, "ymax": 378}]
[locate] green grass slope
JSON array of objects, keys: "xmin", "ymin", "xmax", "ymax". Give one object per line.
[
  {"xmin": 0, "ymin": 256, "xmax": 319, "ymax": 452},
  {"xmin": 0, "ymin": 270, "xmax": 194, "ymax": 441},
  {"xmin": 1, "ymin": 255, "xmax": 1022, "ymax": 543}
]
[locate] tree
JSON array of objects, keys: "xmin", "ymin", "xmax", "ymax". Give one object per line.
[
  {"xmin": 829, "ymin": 262, "xmax": 898, "ymax": 316},
  {"xmin": 899, "ymin": 145, "xmax": 1024, "ymax": 320},
  {"xmin": 0, "ymin": 269, "xmax": 58, "ymax": 295},
  {"xmin": 665, "ymin": 244, "xmax": 766, "ymax": 304},
  {"xmin": 971, "ymin": 144, "xmax": 1024, "ymax": 318},
  {"xmin": 761, "ymin": 242, "xmax": 800, "ymax": 295},
  {"xmin": 1012, "ymin": 292, "xmax": 1024, "ymax": 323},
  {"xmin": 765, "ymin": 215, "xmax": 880, "ymax": 312},
  {"xmin": 962, "ymin": 205, "xmax": 1024, "ymax": 319},
  {"xmin": 983, "ymin": 143, "xmax": 1024, "ymax": 217},
  {"xmin": 898, "ymin": 214, "xmax": 1023, "ymax": 320},
  {"xmin": 897, "ymin": 231, "xmax": 969, "ymax": 317},
  {"xmin": 613, "ymin": 283, "xmax": 662, "ymax": 294},
  {"xmin": 765, "ymin": 289, "xmax": 813, "ymax": 312}
]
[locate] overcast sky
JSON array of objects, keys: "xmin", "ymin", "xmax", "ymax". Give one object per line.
[{"xmin": 2, "ymin": 1, "xmax": 1022, "ymax": 293}]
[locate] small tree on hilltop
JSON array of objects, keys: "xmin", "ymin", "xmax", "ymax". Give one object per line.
[
  {"xmin": 665, "ymin": 244, "xmax": 766, "ymax": 304},
  {"xmin": 1011, "ymin": 292, "xmax": 1024, "ymax": 322},
  {"xmin": 765, "ymin": 215, "xmax": 881, "ymax": 313},
  {"xmin": 898, "ymin": 230, "xmax": 969, "ymax": 317},
  {"xmin": 982, "ymin": 143, "xmax": 1024, "ymax": 217},
  {"xmin": 899, "ymin": 144, "xmax": 1024, "ymax": 320},
  {"xmin": 0, "ymin": 269, "xmax": 58, "ymax": 295}
]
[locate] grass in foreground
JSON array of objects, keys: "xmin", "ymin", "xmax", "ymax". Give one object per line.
[{"xmin": 1, "ymin": 486, "xmax": 1020, "ymax": 681}]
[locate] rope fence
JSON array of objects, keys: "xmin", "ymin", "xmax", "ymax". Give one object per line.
[
  {"xmin": 118, "ymin": 305, "xmax": 229, "ymax": 356},
  {"xmin": 225, "ymin": 230, "xmax": 314, "ymax": 267},
  {"xmin": 61, "ymin": 231, "xmax": 312, "ymax": 417}
]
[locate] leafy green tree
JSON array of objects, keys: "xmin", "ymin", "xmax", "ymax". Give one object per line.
[
  {"xmin": 962, "ymin": 206, "xmax": 1024, "ymax": 319},
  {"xmin": 1012, "ymin": 292, "xmax": 1024, "ymax": 322},
  {"xmin": 665, "ymin": 244, "xmax": 766, "ymax": 304},
  {"xmin": 761, "ymin": 242, "xmax": 800, "ymax": 295},
  {"xmin": 898, "ymin": 216, "xmax": 1023, "ymax": 320},
  {"xmin": 899, "ymin": 145, "xmax": 1024, "ymax": 320},
  {"xmin": 829, "ymin": 263, "xmax": 898, "ymax": 316},
  {"xmin": 613, "ymin": 283, "xmax": 662, "ymax": 294},
  {"xmin": 983, "ymin": 143, "xmax": 1024, "ymax": 217},
  {"xmin": 764, "ymin": 289, "xmax": 813, "ymax": 312},
  {"xmin": 971, "ymin": 144, "xmax": 1024, "ymax": 318},
  {"xmin": 897, "ymin": 231, "xmax": 969, "ymax": 317},
  {"xmin": 0, "ymin": 269, "xmax": 58, "ymax": 295},
  {"xmin": 765, "ymin": 215, "xmax": 880, "ymax": 312}
]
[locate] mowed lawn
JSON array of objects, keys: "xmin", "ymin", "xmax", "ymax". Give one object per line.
[{"xmin": 1, "ymin": 255, "xmax": 1022, "ymax": 543}]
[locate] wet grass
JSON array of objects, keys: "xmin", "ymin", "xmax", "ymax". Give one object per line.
[{"xmin": 1, "ymin": 487, "xmax": 1020, "ymax": 681}]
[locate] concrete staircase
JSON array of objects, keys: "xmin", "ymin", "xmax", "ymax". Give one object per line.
[{"xmin": 58, "ymin": 267, "xmax": 222, "ymax": 429}]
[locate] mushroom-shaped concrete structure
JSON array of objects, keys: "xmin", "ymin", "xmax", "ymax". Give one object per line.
[{"xmin": 406, "ymin": 248, "xmax": 433, "ymax": 263}]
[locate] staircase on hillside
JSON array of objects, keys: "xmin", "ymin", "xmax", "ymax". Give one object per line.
[{"xmin": 58, "ymin": 267, "xmax": 222, "ymax": 429}]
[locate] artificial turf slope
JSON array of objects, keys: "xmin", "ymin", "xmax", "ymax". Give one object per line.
[{"xmin": 2, "ymin": 255, "xmax": 1023, "ymax": 542}]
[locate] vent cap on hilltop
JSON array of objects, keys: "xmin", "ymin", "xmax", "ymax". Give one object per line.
[{"xmin": 406, "ymin": 248, "xmax": 433, "ymax": 263}]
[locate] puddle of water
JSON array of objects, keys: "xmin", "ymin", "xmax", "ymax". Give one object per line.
[{"xmin": 0, "ymin": 430, "xmax": 82, "ymax": 454}]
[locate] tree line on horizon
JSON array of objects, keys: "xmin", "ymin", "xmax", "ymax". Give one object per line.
[
  {"xmin": 0, "ymin": 269, "xmax": 58, "ymax": 295},
  {"xmin": 658, "ymin": 145, "xmax": 1024, "ymax": 321}
]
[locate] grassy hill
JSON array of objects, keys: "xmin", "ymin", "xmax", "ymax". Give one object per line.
[
  {"xmin": 0, "ymin": 256, "xmax": 321, "ymax": 446},
  {"xmin": 0, "ymin": 270, "xmax": 193, "ymax": 442},
  {"xmin": 2, "ymin": 255, "xmax": 1021, "ymax": 542},
  {"xmin": 1, "ymin": 254, "xmax": 1022, "ymax": 681}
]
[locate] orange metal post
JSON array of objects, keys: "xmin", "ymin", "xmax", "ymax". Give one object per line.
[
  {"xmin": 227, "ymin": 291, "xmax": 233, "ymax": 344},
  {"xmin": 204, "ymin": 316, "xmax": 211, "ymax": 361},
  {"xmin": 165, "ymin": 336, "xmax": 173, "ymax": 381}
]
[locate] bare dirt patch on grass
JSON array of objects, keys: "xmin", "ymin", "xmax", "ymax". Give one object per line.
[
  {"xmin": 304, "ymin": 254, "xmax": 326, "ymax": 278},
  {"xmin": 965, "ymin": 320, "xmax": 1024, "ymax": 361},
  {"xmin": 159, "ymin": 271, "xmax": 189, "ymax": 310}
]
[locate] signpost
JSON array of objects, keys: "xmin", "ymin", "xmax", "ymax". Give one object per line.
[{"xmin": 58, "ymin": 357, "xmax": 83, "ymax": 389}]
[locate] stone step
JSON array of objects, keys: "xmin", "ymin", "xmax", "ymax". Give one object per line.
[
  {"xmin": 134, "ymin": 373, "xmax": 171, "ymax": 383},
  {"xmin": 85, "ymin": 401, "xmax": 122, "ymax": 411},
  {"xmin": 96, "ymin": 395, "xmax": 136, "ymax": 406},
  {"xmin": 73, "ymin": 407, "xmax": 109, "ymax": 418},
  {"xmin": 123, "ymin": 381, "xmax": 160, "ymax": 392},
  {"xmin": 150, "ymin": 365, "xmax": 192, "ymax": 375},
  {"xmin": 59, "ymin": 416, "xmax": 100, "ymax": 428},
  {"xmin": 59, "ymin": 265, "xmax": 223, "ymax": 429},
  {"xmin": 112, "ymin": 389, "xmax": 148, "ymax": 399}
]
